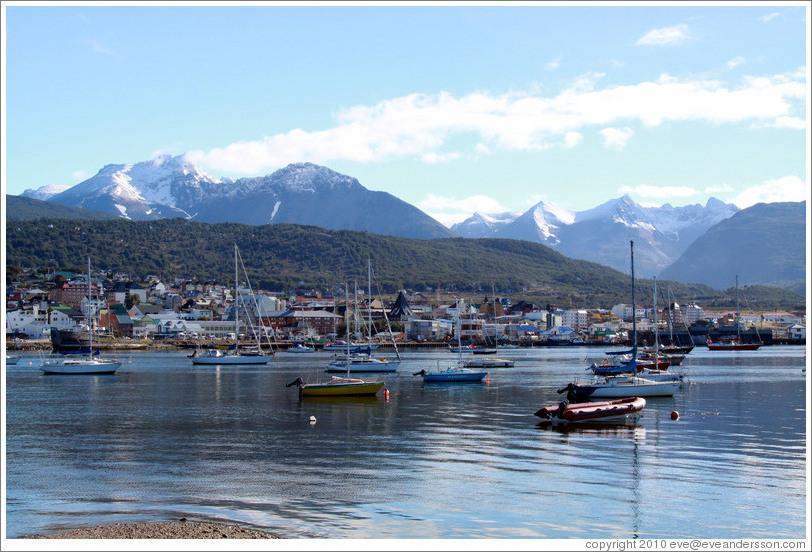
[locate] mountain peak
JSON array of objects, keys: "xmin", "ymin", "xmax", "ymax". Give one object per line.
[{"xmin": 268, "ymin": 163, "xmax": 361, "ymax": 194}]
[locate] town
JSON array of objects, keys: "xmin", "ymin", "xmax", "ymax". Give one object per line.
[{"xmin": 6, "ymin": 266, "xmax": 806, "ymax": 351}]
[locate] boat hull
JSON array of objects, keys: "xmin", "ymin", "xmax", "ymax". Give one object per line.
[
  {"xmin": 465, "ymin": 358, "xmax": 514, "ymax": 368},
  {"xmin": 191, "ymin": 354, "xmax": 271, "ymax": 365},
  {"xmin": 42, "ymin": 360, "xmax": 120, "ymax": 375},
  {"xmin": 422, "ymin": 369, "xmax": 488, "ymax": 382},
  {"xmin": 707, "ymin": 343, "xmax": 761, "ymax": 351},
  {"xmin": 567, "ymin": 378, "xmax": 680, "ymax": 398},
  {"xmin": 299, "ymin": 380, "xmax": 384, "ymax": 397},
  {"xmin": 535, "ymin": 397, "xmax": 646, "ymax": 423}
]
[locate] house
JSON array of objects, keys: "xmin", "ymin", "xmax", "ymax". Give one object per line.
[{"xmin": 788, "ymin": 324, "xmax": 806, "ymax": 340}]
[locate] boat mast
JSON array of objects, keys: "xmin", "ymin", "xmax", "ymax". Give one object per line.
[
  {"xmin": 87, "ymin": 257, "xmax": 93, "ymax": 357},
  {"xmin": 457, "ymin": 297, "xmax": 463, "ymax": 368},
  {"xmin": 630, "ymin": 240, "xmax": 637, "ymax": 359},
  {"xmin": 367, "ymin": 258, "xmax": 373, "ymax": 350},
  {"xmin": 653, "ymin": 275, "xmax": 658, "ymax": 365},
  {"xmin": 345, "ymin": 285, "xmax": 351, "ymax": 378},
  {"xmin": 234, "ymin": 244, "xmax": 239, "ymax": 352},
  {"xmin": 735, "ymin": 274, "xmax": 741, "ymax": 341}
]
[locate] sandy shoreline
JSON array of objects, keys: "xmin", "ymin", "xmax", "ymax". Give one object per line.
[{"xmin": 24, "ymin": 521, "xmax": 279, "ymax": 539}]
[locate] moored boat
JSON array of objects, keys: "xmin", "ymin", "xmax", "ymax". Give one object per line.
[
  {"xmin": 42, "ymin": 258, "xmax": 121, "ymax": 375},
  {"xmin": 560, "ymin": 376, "xmax": 680, "ymax": 399},
  {"xmin": 191, "ymin": 245, "xmax": 272, "ymax": 365},
  {"xmin": 707, "ymin": 276, "xmax": 762, "ymax": 351},
  {"xmin": 464, "ymin": 357, "xmax": 514, "ymax": 368},
  {"xmin": 285, "ymin": 376, "xmax": 384, "ymax": 397},
  {"xmin": 535, "ymin": 397, "xmax": 646, "ymax": 423},
  {"xmin": 413, "ymin": 367, "xmax": 488, "ymax": 382}
]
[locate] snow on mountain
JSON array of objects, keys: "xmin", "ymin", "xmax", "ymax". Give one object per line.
[
  {"xmin": 21, "ymin": 184, "xmax": 71, "ymax": 200},
  {"xmin": 480, "ymin": 193, "xmax": 740, "ymax": 275},
  {"xmin": 451, "ymin": 211, "xmax": 521, "ymax": 238}
]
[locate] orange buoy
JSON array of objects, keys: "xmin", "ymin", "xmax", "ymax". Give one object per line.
[
  {"xmin": 671, "ymin": 411, "xmax": 680, "ymax": 421},
  {"xmin": 485, "ymin": 377, "xmax": 490, "ymax": 384}
]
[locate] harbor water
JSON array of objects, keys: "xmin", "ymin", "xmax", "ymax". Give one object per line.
[{"xmin": 4, "ymin": 345, "xmax": 807, "ymax": 540}]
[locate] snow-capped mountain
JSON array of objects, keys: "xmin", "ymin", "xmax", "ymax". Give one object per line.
[
  {"xmin": 454, "ymin": 194, "xmax": 739, "ymax": 275},
  {"xmin": 21, "ymin": 184, "xmax": 71, "ymax": 201},
  {"xmin": 450, "ymin": 211, "xmax": 521, "ymax": 238},
  {"xmin": 30, "ymin": 155, "xmax": 455, "ymax": 240}
]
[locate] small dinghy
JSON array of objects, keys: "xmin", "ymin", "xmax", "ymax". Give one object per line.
[{"xmin": 534, "ymin": 396, "xmax": 646, "ymax": 423}]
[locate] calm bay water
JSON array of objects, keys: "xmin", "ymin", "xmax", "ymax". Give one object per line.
[{"xmin": 4, "ymin": 345, "xmax": 807, "ymax": 540}]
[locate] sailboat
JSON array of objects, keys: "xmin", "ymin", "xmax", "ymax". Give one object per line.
[
  {"xmin": 414, "ymin": 300, "xmax": 488, "ymax": 382},
  {"xmin": 326, "ymin": 261, "xmax": 400, "ymax": 373},
  {"xmin": 560, "ymin": 241, "xmax": 681, "ymax": 400},
  {"xmin": 286, "ymin": 285, "xmax": 385, "ymax": 398},
  {"xmin": 191, "ymin": 245, "xmax": 272, "ymax": 365},
  {"xmin": 637, "ymin": 276, "xmax": 683, "ymax": 382},
  {"xmin": 707, "ymin": 275, "xmax": 762, "ymax": 351},
  {"xmin": 42, "ymin": 258, "xmax": 121, "ymax": 375}
]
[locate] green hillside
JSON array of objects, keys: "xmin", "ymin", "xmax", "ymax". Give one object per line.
[
  {"xmin": 6, "ymin": 195, "xmax": 120, "ymax": 221},
  {"xmin": 6, "ymin": 217, "xmax": 805, "ymax": 310}
]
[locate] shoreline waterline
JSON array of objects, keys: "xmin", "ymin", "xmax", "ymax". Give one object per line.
[{"xmin": 22, "ymin": 520, "xmax": 279, "ymax": 539}]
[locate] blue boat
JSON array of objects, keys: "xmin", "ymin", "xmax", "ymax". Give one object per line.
[
  {"xmin": 414, "ymin": 367, "xmax": 488, "ymax": 382},
  {"xmin": 415, "ymin": 304, "xmax": 488, "ymax": 383}
]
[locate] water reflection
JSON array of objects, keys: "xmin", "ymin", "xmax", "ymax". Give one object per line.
[{"xmin": 5, "ymin": 346, "xmax": 807, "ymax": 539}]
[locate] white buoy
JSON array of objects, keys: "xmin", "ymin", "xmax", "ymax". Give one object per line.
[{"xmin": 309, "ymin": 415, "xmax": 317, "ymax": 424}]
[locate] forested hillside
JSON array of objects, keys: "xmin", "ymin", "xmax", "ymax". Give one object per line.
[{"xmin": 6, "ymin": 218, "xmax": 804, "ymax": 310}]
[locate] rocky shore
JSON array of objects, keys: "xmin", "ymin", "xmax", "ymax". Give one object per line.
[{"xmin": 26, "ymin": 521, "xmax": 279, "ymax": 539}]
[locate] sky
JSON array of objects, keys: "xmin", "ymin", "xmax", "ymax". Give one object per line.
[{"xmin": 2, "ymin": 1, "xmax": 809, "ymax": 227}]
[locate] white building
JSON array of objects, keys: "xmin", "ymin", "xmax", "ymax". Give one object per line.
[
  {"xmin": 562, "ymin": 309, "xmax": 588, "ymax": 328},
  {"xmin": 406, "ymin": 319, "xmax": 452, "ymax": 341}
]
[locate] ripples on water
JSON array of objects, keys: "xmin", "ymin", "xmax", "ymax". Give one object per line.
[{"xmin": 4, "ymin": 346, "xmax": 807, "ymax": 539}]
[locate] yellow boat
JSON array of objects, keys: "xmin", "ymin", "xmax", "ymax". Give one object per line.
[{"xmin": 286, "ymin": 376, "xmax": 385, "ymax": 398}]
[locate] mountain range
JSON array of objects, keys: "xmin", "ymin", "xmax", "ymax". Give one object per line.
[
  {"xmin": 453, "ymin": 195, "xmax": 741, "ymax": 276},
  {"xmin": 23, "ymin": 156, "xmax": 454, "ymax": 240},
  {"xmin": 15, "ymin": 154, "xmax": 806, "ymax": 292}
]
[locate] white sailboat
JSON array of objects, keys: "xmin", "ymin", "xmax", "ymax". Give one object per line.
[
  {"xmin": 191, "ymin": 245, "xmax": 272, "ymax": 365},
  {"xmin": 561, "ymin": 241, "xmax": 681, "ymax": 400},
  {"xmin": 326, "ymin": 260, "xmax": 400, "ymax": 373},
  {"xmin": 42, "ymin": 258, "xmax": 121, "ymax": 375}
]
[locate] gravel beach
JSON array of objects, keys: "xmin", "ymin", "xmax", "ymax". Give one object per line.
[{"xmin": 26, "ymin": 521, "xmax": 279, "ymax": 539}]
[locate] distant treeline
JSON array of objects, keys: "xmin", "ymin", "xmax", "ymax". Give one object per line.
[{"xmin": 5, "ymin": 218, "xmax": 806, "ymax": 311}]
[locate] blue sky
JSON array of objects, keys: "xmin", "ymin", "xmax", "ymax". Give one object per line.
[{"xmin": 2, "ymin": 2, "xmax": 809, "ymax": 226}]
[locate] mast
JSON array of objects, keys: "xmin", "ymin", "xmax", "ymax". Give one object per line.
[
  {"xmin": 87, "ymin": 257, "xmax": 93, "ymax": 356},
  {"xmin": 234, "ymin": 244, "xmax": 239, "ymax": 352},
  {"xmin": 653, "ymin": 275, "xmax": 658, "ymax": 366},
  {"xmin": 630, "ymin": 240, "xmax": 637, "ymax": 359},
  {"xmin": 735, "ymin": 274, "xmax": 741, "ymax": 341},
  {"xmin": 367, "ymin": 258, "xmax": 373, "ymax": 349},
  {"xmin": 345, "ymin": 285, "xmax": 351, "ymax": 377}
]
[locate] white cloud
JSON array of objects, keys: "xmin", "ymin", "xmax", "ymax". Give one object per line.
[
  {"xmin": 761, "ymin": 12, "xmax": 781, "ymax": 23},
  {"xmin": 72, "ymin": 170, "xmax": 91, "ymax": 182},
  {"xmin": 545, "ymin": 57, "xmax": 561, "ymax": 71},
  {"xmin": 417, "ymin": 193, "xmax": 511, "ymax": 228},
  {"xmin": 773, "ymin": 116, "xmax": 806, "ymax": 130},
  {"xmin": 185, "ymin": 68, "xmax": 806, "ymax": 176},
  {"xmin": 732, "ymin": 175, "xmax": 808, "ymax": 208},
  {"xmin": 599, "ymin": 127, "xmax": 634, "ymax": 150},
  {"xmin": 636, "ymin": 24, "xmax": 691, "ymax": 46},
  {"xmin": 564, "ymin": 132, "xmax": 583, "ymax": 148},
  {"xmin": 727, "ymin": 56, "xmax": 746, "ymax": 70}
]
